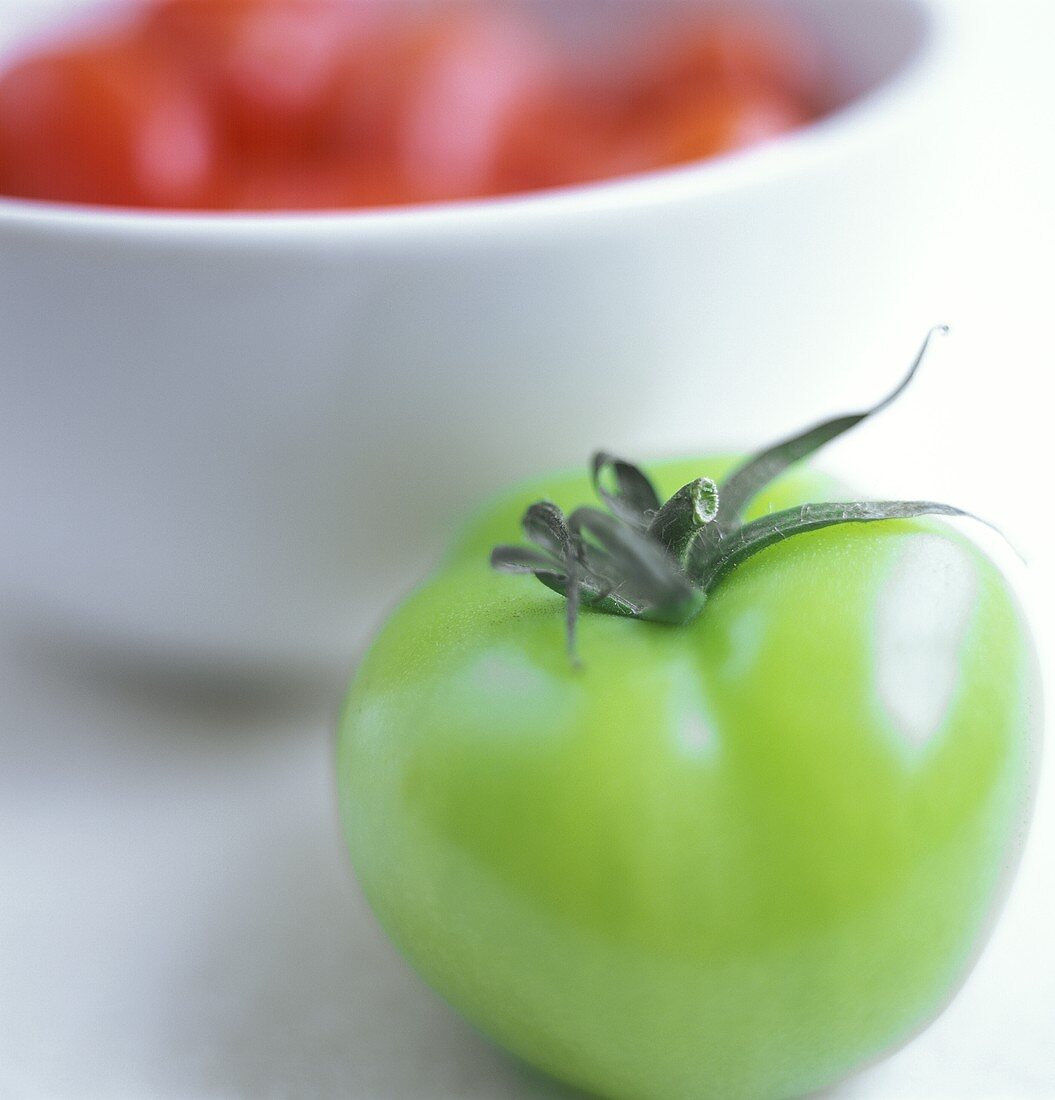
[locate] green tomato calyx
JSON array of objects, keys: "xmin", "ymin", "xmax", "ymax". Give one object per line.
[{"xmin": 492, "ymin": 327, "xmax": 987, "ymax": 660}]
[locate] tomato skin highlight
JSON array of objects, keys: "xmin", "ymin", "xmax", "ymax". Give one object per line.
[{"xmin": 339, "ymin": 456, "xmax": 1039, "ymax": 1100}]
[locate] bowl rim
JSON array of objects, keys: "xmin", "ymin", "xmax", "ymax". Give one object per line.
[{"xmin": 0, "ymin": 0, "xmax": 957, "ymax": 242}]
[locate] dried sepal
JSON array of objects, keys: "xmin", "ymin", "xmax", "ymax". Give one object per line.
[
  {"xmin": 490, "ymin": 545, "xmax": 565, "ymax": 576},
  {"xmin": 591, "ymin": 452, "xmax": 662, "ymax": 529},
  {"xmin": 689, "ymin": 499, "xmax": 974, "ymax": 591},
  {"xmin": 569, "ymin": 506, "xmax": 699, "ymax": 619},
  {"xmin": 717, "ymin": 326, "xmax": 949, "ymax": 527},
  {"xmin": 521, "ymin": 500, "xmax": 576, "ymax": 557}
]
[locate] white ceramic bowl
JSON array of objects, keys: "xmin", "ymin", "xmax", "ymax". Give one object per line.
[{"xmin": 0, "ymin": 0, "xmax": 958, "ymax": 679}]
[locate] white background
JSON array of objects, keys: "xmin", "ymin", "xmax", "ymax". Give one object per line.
[{"xmin": 2, "ymin": 2, "xmax": 1053, "ymax": 1097}]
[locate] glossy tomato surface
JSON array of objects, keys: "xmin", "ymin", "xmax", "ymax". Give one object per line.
[{"xmin": 339, "ymin": 457, "xmax": 1039, "ymax": 1100}]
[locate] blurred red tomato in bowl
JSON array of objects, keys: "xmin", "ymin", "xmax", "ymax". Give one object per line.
[{"xmin": 0, "ymin": 0, "xmax": 825, "ymax": 211}]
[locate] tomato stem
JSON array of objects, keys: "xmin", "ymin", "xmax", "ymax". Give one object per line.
[{"xmin": 491, "ymin": 327, "xmax": 991, "ymax": 661}]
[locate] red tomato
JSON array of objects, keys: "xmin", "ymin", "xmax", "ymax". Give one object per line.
[
  {"xmin": 395, "ymin": 9, "xmax": 562, "ymax": 201},
  {"xmin": 319, "ymin": 13, "xmax": 442, "ymax": 171},
  {"xmin": 320, "ymin": 7, "xmax": 563, "ymax": 204},
  {"xmin": 491, "ymin": 92, "xmax": 627, "ymax": 193},
  {"xmin": 0, "ymin": 2, "xmax": 821, "ymax": 209},
  {"xmin": 644, "ymin": 14, "xmax": 821, "ymax": 106},
  {"xmin": 232, "ymin": 159, "xmax": 412, "ymax": 210},
  {"xmin": 0, "ymin": 40, "xmax": 218, "ymax": 208},
  {"xmin": 619, "ymin": 84, "xmax": 810, "ymax": 171},
  {"xmin": 138, "ymin": 0, "xmax": 367, "ymax": 158},
  {"xmin": 609, "ymin": 16, "xmax": 818, "ymax": 175}
]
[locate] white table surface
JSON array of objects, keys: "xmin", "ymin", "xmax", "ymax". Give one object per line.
[{"xmin": 2, "ymin": 3, "xmax": 1053, "ymax": 1097}]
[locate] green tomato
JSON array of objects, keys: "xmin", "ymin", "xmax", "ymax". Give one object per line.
[{"xmin": 338, "ymin": 455, "xmax": 1039, "ymax": 1100}]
